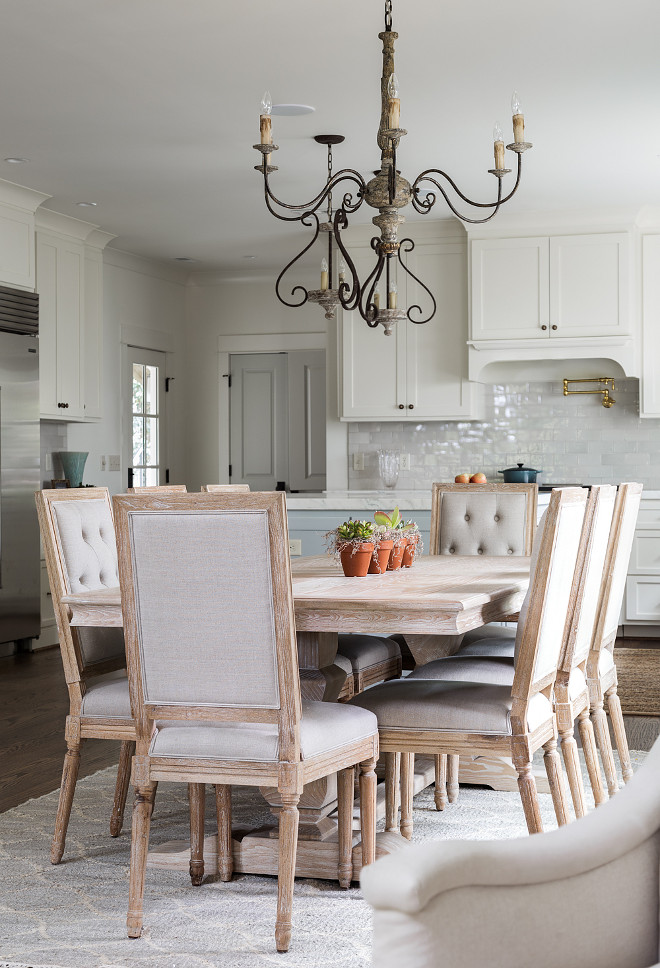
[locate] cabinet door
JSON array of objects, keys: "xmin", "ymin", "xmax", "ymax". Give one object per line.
[
  {"xmin": 471, "ymin": 237, "xmax": 549, "ymax": 340},
  {"xmin": 37, "ymin": 233, "xmax": 85, "ymax": 419},
  {"xmin": 549, "ymin": 233, "xmax": 630, "ymax": 337},
  {"xmin": 405, "ymin": 241, "xmax": 479, "ymax": 419},
  {"xmin": 340, "ymin": 247, "xmax": 404, "ymax": 419},
  {"xmin": 82, "ymin": 246, "xmax": 103, "ymax": 419}
]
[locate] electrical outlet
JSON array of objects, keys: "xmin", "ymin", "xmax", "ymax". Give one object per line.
[
  {"xmin": 400, "ymin": 453, "xmax": 411, "ymax": 471},
  {"xmin": 100, "ymin": 455, "xmax": 106, "ymax": 471},
  {"xmin": 289, "ymin": 538, "xmax": 302, "ymax": 556},
  {"xmin": 108, "ymin": 455, "xmax": 121, "ymax": 472},
  {"xmin": 353, "ymin": 452, "xmax": 365, "ymax": 471}
]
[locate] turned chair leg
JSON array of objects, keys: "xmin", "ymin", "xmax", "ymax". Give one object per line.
[
  {"xmin": 51, "ymin": 729, "xmax": 82, "ymax": 865},
  {"xmin": 359, "ymin": 756, "xmax": 377, "ymax": 867},
  {"xmin": 400, "ymin": 752, "xmax": 415, "ymax": 841},
  {"xmin": 110, "ymin": 740, "xmax": 135, "ymax": 837},
  {"xmin": 215, "ymin": 785, "xmax": 233, "ymax": 883},
  {"xmin": 188, "ymin": 783, "xmax": 206, "ymax": 886},
  {"xmin": 543, "ymin": 737, "xmax": 570, "ymax": 826},
  {"xmin": 384, "ymin": 752, "xmax": 400, "ymax": 831},
  {"xmin": 447, "ymin": 754, "xmax": 459, "ymax": 804},
  {"xmin": 434, "ymin": 754, "xmax": 447, "ymax": 811},
  {"xmin": 275, "ymin": 793, "xmax": 300, "ymax": 954},
  {"xmin": 606, "ymin": 685, "xmax": 633, "ymax": 783},
  {"xmin": 577, "ymin": 708, "xmax": 607, "ymax": 806},
  {"xmin": 558, "ymin": 727, "xmax": 586, "ymax": 819},
  {"xmin": 127, "ymin": 781, "xmax": 156, "ymax": 938},
  {"xmin": 592, "ymin": 698, "xmax": 619, "ymax": 796},
  {"xmin": 515, "ymin": 757, "xmax": 543, "ymax": 834},
  {"xmin": 337, "ymin": 767, "xmax": 354, "ymax": 889}
]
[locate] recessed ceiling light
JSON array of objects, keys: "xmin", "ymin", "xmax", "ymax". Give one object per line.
[
  {"xmin": 174, "ymin": 257, "xmax": 197, "ymax": 263},
  {"xmin": 3, "ymin": 157, "xmax": 29, "ymax": 164},
  {"xmin": 243, "ymin": 255, "xmax": 256, "ymax": 260},
  {"xmin": 272, "ymin": 104, "xmax": 315, "ymax": 116},
  {"xmin": 76, "ymin": 201, "xmax": 97, "ymax": 207}
]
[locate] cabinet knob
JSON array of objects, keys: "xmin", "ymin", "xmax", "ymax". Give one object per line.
[
  {"xmin": 398, "ymin": 404, "xmax": 405, "ymax": 409},
  {"xmin": 408, "ymin": 404, "xmax": 414, "ymax": 410},
  {"xmin": 57, "ymin": 401, "xmax": 69, "ymax": 409},
  {"xmin": 541, "ymin": 325, "xmax": 548, "ymax": 331},
  {"xmin": 551, "ymin": 324, "xmax": 558, "ymax": 331}
]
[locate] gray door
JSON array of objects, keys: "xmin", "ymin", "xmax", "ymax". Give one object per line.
[{"xmin": 229, "ymin": 351, "xmax": 326, "ymax": 491}]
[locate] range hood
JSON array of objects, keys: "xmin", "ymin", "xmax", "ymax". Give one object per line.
[{"xmin": 467, "ymin": 338, "xmax": 638, "ymax": 384}]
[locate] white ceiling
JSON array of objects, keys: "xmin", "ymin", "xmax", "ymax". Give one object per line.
[{"xmin": 2, "ymin": 0, "xmax": 659, "ymax": 272}]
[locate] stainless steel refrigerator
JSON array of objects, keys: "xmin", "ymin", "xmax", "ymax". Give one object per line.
[{"xmin": 0, "ymin": 285, "xmax": 40, "ymax": 647}]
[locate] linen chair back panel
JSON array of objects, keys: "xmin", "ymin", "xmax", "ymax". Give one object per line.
[
  {"xmin": 51, "ymin": 497, "xmax": 125, "ymax": 670},
  {"xmin": 569, "ymin": 485, "xmax": 617, "ymax": 668},
  {"xmin": 601, "ymin": 483, "xmax": 643, "ymax": 644},
  {"xmin": 511, "ymin": 489, "xmax": 587, "ymax": 698},
  {"xmin": 437, "ymin": 491, "xmax": 529, "ymax": 557},
  {"xmin": 127, "ymin": 509, "xmax": 280, "ymax": 709}
]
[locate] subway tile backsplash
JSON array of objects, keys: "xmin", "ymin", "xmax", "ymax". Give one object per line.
[{"xmin": 348, "ymin": 379, "xmax": 659, "ymax": 489}]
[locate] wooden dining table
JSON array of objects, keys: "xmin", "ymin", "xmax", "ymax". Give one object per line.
[{"xmin": 62, "ymin": 553, "xmax": 530, "ymax": 880}]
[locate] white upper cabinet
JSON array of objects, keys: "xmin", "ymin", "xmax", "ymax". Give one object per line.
[
  {"xmin": 471, "ymin": 232, "xmax": 630, "ymax": 342},
  {"xmin": 0, "ymin": 180, "xmax": 49, "ymax": 291},
  {"xmin": 641, "ymin": 234, "xmax": 660, "ymax": 418},
  {"xmin": 340, "ymin": 231, "xmax": 482, "ymax": 421},
  {"xmin": 36, "ymin": 210, "xmax": 114, "ymax": 422}
]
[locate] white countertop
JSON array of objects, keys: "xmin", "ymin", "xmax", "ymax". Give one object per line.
[{"xmin": 285, "ymin": 487, "xmax": 660, "ymax": 510}]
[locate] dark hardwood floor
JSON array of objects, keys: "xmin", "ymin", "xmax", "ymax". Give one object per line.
[{"xmin": 0, "ymin": 647, "xmax": 120, "ymax": 813}]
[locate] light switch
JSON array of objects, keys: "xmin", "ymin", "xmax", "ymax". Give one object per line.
[
  {"xmin": 108, "ymin": 455, "xmax": 121, "ymax": 472},
  {"xmin": 289, "ymin": 539, "xmax": 302, "ymax": 556}
]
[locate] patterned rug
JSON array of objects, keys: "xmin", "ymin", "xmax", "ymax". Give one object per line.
[{"xmin": 0, "ymin": 751, "xmax": 644, "ymax": 968}]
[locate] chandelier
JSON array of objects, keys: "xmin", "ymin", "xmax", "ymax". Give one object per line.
[{"xmin": 254, "ymin": 0, "xmax": 531, "ymax": 335}]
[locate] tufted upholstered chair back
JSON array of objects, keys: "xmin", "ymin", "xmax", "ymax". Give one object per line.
[
  {"xmin": 36, "ymin": 487, "xmax": 125, "ymax": 674},
  {"xmin": 430, "ymin": 483, "xmax": 537, "ymax": 558}
]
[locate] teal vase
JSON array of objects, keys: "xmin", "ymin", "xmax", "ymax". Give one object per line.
[{"xmin": 58, "ymin": 451, "xmax": 88, "ymax": 488}]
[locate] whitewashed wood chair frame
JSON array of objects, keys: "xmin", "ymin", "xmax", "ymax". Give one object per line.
[
  {"xmin": 114, "ymin": 490, "xmax": 379, "ymax": 953},
  {"xmin": 201, "ymin": 483, "xmax": 251, "ymax": 492},
  {"xmin": 126, "ymin": 484, "xmax": 187, "ymax": 493},
  {"xmin": 35, "ymin": 487, "xmax": 135, "ymax": 864},
  {"xmin": 352, "ymin": 487, "xmax": 587, "ymax": 837},
  {"xmin": 425, "ymin": 481, "xmax": 537, "ymax": 807},
  {"xmin": 587, "ymin": 482, "xmax": 643, "ymax": 796}
]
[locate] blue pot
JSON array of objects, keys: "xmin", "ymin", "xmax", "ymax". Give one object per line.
[
  {"xmin": 58, "ymin": 451, "xmax": 88, "ymax": 487},
  {"xmin": 498, "ymin": 462, "xmax": 541, "ymax": 483}
]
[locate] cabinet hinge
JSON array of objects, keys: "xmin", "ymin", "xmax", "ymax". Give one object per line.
[{"xmin": 222, "ymin": 372, "xmax": 232, "ymax": 388}]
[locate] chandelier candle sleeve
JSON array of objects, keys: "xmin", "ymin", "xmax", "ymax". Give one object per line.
[
  {"xmin": 387, "ymin": 73, "xmax": 400, "ymax": 130},
  {"xmin": 511, "ymin": 91, "xmax": 524, "ymax": 143},
  {"xmin": 259, "ymin": 91, "xmax": 272, "ymax": 145},
  {"xmin": 493, "ymin": 123, "xmax": 505, "ymax": 169},
  {"xmin": 320, "ymin": 258, "xmax": 329, "ymax": 291},
  {"xmin": 388, "ymin": 281, "xmax": 397, "ymax": 309}
]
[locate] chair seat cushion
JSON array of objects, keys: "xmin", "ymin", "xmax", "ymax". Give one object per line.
[
  {"xmin": 80, "ymin": 671, "xmax": 132, "ymax": 720},
  {"xmin": 150, "ymin": 701, "xmax": 378, "ymax": 763},
  {"xmin": 409, "ymin": 655, "xmax": 515, "ymax": 687},
  {"xmin": 569, "ymin": 666, "xmax": 588, "ymax": 701},
  {"xmin": 333, "ymin": 652, "xmax": 353, "ymax": 676},
  {"xmin": 599, "ymin": 649, "xmax": 615, "ymax": 675},
  {"xmin": 458, "ymin": 624, "xmax": 516, "ymax": 659},
  {"xmin": 337, "ymin": 635, "xmax": 401, "ymax": 672},
  {"xmin": 350, "ymin": 679, "xmax": 552, "ymax": 735}
]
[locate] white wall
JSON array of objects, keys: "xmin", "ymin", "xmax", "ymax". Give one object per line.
[
  {"xmin": 183, "ymin": 269, "xmax": 347, "ymax": 491},
  {"xmin": 67, "ymin": 248, "xmax": 188, "ymax": 493}
]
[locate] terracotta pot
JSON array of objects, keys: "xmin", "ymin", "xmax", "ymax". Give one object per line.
[
  {"xmin": 368, "ymin": 539, "xmax": 393, "ymax": 574},
  {"xmin": 387, "ymin": 537, "xmax": 407, "ymax": 571},
  {"xmin": 340, "ymin": 542, "xmax": 375, "ymax": 578},
  {"xmin": 402, "ymin": 533, "xmax": 420, "ymax": 567}
]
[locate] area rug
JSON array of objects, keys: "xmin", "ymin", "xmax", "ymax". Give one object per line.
[{"xmin": 0, "ymin": 751, "xmax": 645, "ymax": 968}]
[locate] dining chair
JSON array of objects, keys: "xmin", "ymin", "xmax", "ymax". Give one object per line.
[
  {"xmin": 35, "ymin": 487, "xmax": 135, "ymax": 864},
  {"xmin": 127, "ymin": 484, "xmax": 187, "ymax": 492},
  {"xmin": 587, "ymin": 482, "xmax": 643, "ymax": 796},
  {"xmin": 351, "ymin": 487, "xmax": 587, "ymax": 837},
  {"xmin": 409, "ymin": 484, "xmax": 618, "ymax": 817},
  {"xmin": 113, "ymin": 489, "xmax": 379, "ymax": 953},
  {"xmin": 36, "ymin": 486, "xmax": 208, "ymax": 883},
  {"xmin": 201, "ymin": 483, "xmax": 251, "ymax": 491}
]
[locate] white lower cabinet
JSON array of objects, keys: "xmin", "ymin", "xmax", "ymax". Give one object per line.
[
  {"xmin": 622, "ymin": 497, "xmax": 660, "ymax": 629},
  {"xmin": 340, "ymin": 238, "xmax": 481, "ymax": 421}
]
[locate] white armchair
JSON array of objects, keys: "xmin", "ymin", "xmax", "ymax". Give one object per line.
[{"xmin": 362, "ymin": 737, "xmax": 660, "ymax": 968}]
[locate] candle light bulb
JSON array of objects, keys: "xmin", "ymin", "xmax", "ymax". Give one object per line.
[
  {"xmin": 373, "ymin": 286, "xmax": 381, "ymax": 310},
  {"xmin": 260, "ymin": 90, "xmax": 272, "ymax": 116},
  {"xmin": 511, "ymin": 91, "xmax": 522, "ymax": 115},
  {"xmin": 321, "ymin": 258, "xmax": 328, "ymax": 272},
  {"xmin": 338, "ymin": 258, "xmax": 346, "ymax": 283},
  {"xmin": 388, "ymin": 281, "xmax": 397, "ymax": 293},
  {"xmin": 387, "ymin": 73, "xmax": 400, "ymax": 99},
  {"xmin": 493, "ymin": 122, "xmax": 504, "ymax": 143}
]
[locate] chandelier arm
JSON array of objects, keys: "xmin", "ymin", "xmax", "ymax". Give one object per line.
[
  {"xmin": 410, "ymin": 172, "xmax": 506, "ymax": 225},
  {"xmin": 333, "ymin": 208, "xmax": 362, "ymax": 311},
  {"xmin": 262, "ymin": 168, "xmax": 367, "ymax": 217},
  {"xmin": 273, "ymin": 211, "xmax": 321, "ymax": 308},
  {"xmin": 491, "ymin": 152, "xmax": 523, "ymax": 206},
  {"xmin": 398, "ymin": 239, "xmax": 436, "ymax": 325},
  {"xmin": 359, "ymin": 244, "xmax": 386, "ymax": 326}
]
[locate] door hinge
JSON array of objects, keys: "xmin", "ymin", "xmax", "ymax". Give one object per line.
[
  {"xmin": 165, "ymin": 468, "xmax": 170, "ymax": 483},
  {"xmin": 222, "ymin": 372, "xmax": 232, "ymax": 388},
  {"xmin": 228, "ymin": 464, "xmax": 232, "ymax": 478},
  {"xmin": 165, "ymin": 377, "xmax": 175, "ymax": 392}
]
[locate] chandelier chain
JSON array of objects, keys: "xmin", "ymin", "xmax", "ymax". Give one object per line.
[
  {"xmin": 327, "ymin": 145, "xmax": 333, "ymax": 219},
  {"xmin": 384, "ymin": 0, "xmax": 392, "ymax": 32}
]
